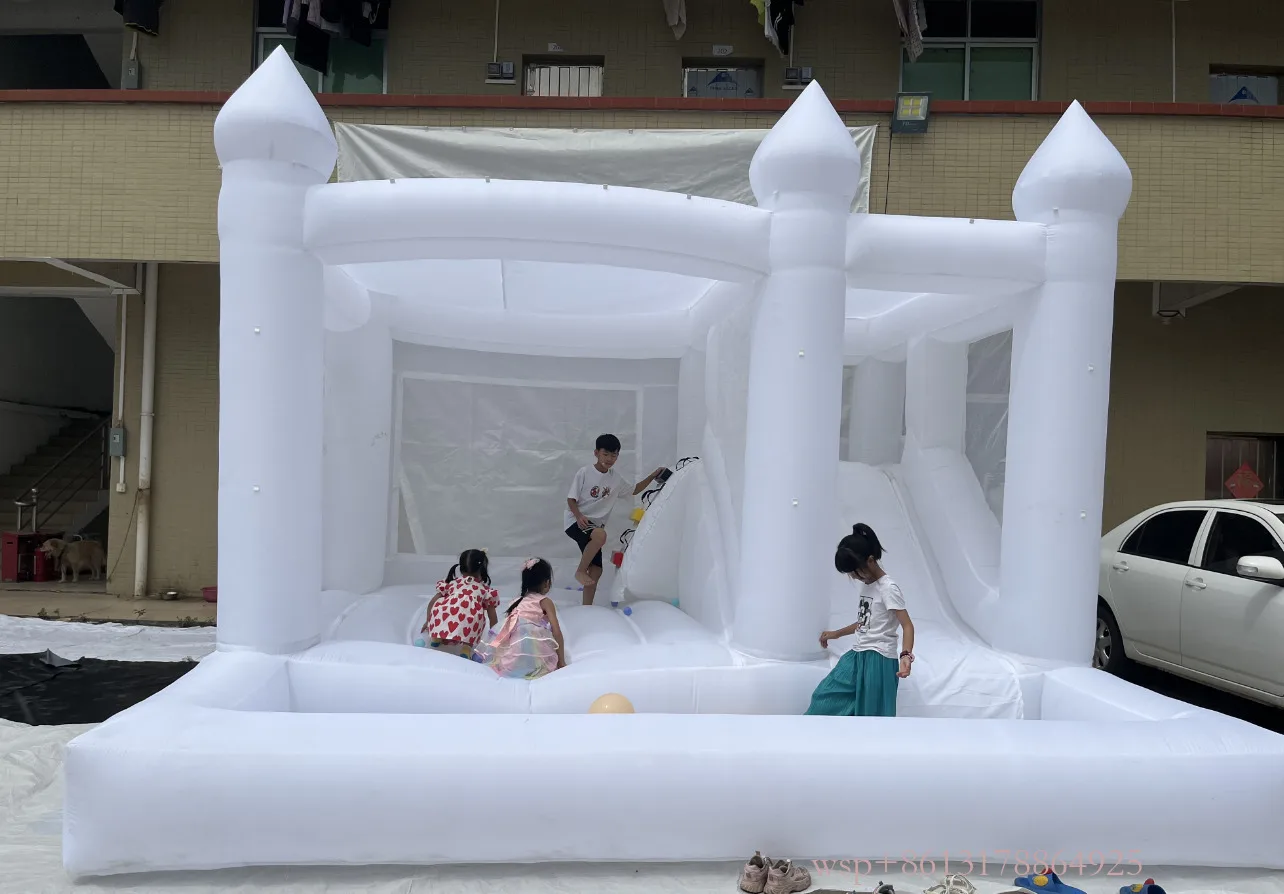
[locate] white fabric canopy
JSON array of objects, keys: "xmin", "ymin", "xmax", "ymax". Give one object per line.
[{"xmin": 334, "ymin": 125, "xmax": 876, "ymax": 212}]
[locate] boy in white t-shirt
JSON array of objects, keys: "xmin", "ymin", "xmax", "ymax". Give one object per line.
[{"xmin": 565, "ymin": 433, "xmax": 665, "ymax": 605}]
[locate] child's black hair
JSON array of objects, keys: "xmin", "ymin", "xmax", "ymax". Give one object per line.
[
  {"xmin": 595, "ymin": 433, "xmax": 622, "ymax": 453},
  {"xmin": 445, "ymin": 548, "xmax": 491, "ymax": 586},
  {"xmin": 505, "ymin": 558, "xmax": 553, "ymax": 615},
  {"xmin": 834, "ymin": 523, "xmax": 884, "ymax": 576}
]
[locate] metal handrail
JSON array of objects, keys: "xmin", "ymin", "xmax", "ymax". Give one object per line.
[{"xmin": 12, "ymin": 416, "xmax": 110, "ymax": 533}]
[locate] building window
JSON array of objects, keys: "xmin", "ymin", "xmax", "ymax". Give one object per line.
[
  {"xmin": 682, "ymin": 61, "xmax": 764, "ymax": 99},
  {"xmin": 524, "ymin": 59, "xmax": 604, "ymax": 97},
  {"xmin": 1206, "ymin": 433, "xmax": 1284, "ymax": 501},
  {"xmin": 1209, "ymin": 67, "xmax": 1280, "ymax": 105},
  {"xmin": 900, "ymin": 0, "xmax": 1039, "ymax": 101},
  {"xmin": 254, "ymin": 2, "xmax": 388, "ymax": 94}
]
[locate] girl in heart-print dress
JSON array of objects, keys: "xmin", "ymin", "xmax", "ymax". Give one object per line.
[{"xmin": 421, "ymin": 548, "xmax": 499, "ymax": 657}]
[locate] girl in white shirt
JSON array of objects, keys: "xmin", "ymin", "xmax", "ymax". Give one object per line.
[{"xmin": 805, "ymin": 523, "xmax": 916, "ymax": 717}]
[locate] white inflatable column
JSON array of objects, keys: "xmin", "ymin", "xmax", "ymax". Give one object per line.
[
  {"xmin": 323, "ymin": 320, "xmax": 393, "ymax": 595},
  {"xmin": 997, "ymin": 103, "xmax": 1132, "ymax": 663},
  {"xmin": 848, "ymin": 359, "xmax": 906, "ymax": 466},
  {"xmin": 212, "ymin": 47, "xmax": 338, "ymax": 653},
  {"xmin": 732, "ymin": 83, "xmax": 863, "ymax": 660}
]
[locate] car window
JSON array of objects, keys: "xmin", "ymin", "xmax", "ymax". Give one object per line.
[
  {"xmin": 1120, "ymin": 509, "xmax": 1206, "ymax": 564},
  {"xmin": 1201, "ymin": 512, "xmax": 1284, "ymax": 576}
]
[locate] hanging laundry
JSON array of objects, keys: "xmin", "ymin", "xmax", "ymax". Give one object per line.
[
  {"xmin": 284, "ymin": 0, "xmax": 323, "ymax": 36},
  {"xmin": 764, "ymin": 0, "xmax": 795, "ymax": 58},
  {"xmin": 749, "ymin": 0, "xmax": 765, "ymax": 26},
  {"xmin": 663, "ymin": 0, "xmax": 687, "ymax": 40},
  {"xmin": 892, "ymin": 0, "xmax": 928, "ymax": 62},
  {"xmin": 114, "ymin": 0, "xmax": 163, "ymax": 36}
]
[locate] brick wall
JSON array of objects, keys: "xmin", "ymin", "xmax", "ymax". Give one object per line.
[{"xmin": 107, "ymin": 263, "xmax": 219, "ymax": 598}]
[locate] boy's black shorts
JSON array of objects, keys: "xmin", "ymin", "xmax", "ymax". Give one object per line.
[{"xmin": 565, "ymin": 522, "xmax": 604, "ymax": 568}]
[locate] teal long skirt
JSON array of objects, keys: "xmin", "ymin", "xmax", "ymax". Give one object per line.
[{"xmin": 804, "ymin": 649, "xmax": 900, "ymax": 717}]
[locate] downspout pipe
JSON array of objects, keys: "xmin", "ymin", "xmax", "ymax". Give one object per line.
[
  {"xmin": 133, "ymin": 262, "xmax": 158, "ymax": 599},
  {"xmin": 115, "ymin": 265, "xmax": 136, "ymax": 493}
]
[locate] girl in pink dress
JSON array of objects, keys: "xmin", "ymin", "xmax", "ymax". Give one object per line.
[
  {"xmin": 421, "ymin": 549, "xmax": 499, "ymax": 658},
  {"xmin": 473, "ymin": 558, "xmax": 566, "ymax": 678}
]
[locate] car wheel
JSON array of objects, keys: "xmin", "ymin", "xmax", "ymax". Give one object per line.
[{"xmin": 1094, "ymin": 601, "xmax": 1127, "ymax": 674}]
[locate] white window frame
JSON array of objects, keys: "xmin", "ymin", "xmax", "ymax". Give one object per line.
[
  {"xmin": 898, "ymin": 0, "xmax": 1041, "ymax": 101},
  {"xmin": 254, "ymin": 28, "xmax": 389, "ymax": 94},
  {"xmin": 524, "ymin": 62, "xmax": 604, "ymax": 97}
]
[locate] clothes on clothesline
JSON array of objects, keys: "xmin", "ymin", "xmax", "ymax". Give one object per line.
[
  {"xmin": 662, "ymin": 0, "xmax": 687, "ymax": 40},
  {"xmin": 283, "ymin": 0, "xmax": 387, "ymax": 74},
  {"xmin": 764, "ymin": 0, "xmax": 803, "ymax": 58},
  {"xmin": 892, "ymin": 0, "xmax": 928, "ymax": 62},
  {"xmin": 114, "ymin": 0, "xmax": 164, "ymax": 36}
]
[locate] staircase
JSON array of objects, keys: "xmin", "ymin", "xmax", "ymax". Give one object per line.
[{"xmin": 4, "ymin": 416, "xmax": 110, "ymax": 539}]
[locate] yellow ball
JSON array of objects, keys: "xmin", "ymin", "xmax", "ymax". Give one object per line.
[{"xmin": 588, "ymin": 693, "xmax": 635, "ymax": 714}]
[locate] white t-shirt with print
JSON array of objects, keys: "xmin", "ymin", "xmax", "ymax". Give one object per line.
[
  {"xmin": 848, "ymin": 575, "xmax": 907, "ymax": 660},
  {"xmin": 564, "ymin": 464, "xmax": 624, "ymax": 529}
]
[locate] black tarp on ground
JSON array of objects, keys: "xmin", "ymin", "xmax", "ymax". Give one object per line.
[{"xmin": 0, "ymin": 651, "xmax": 195, "ymax": 726}]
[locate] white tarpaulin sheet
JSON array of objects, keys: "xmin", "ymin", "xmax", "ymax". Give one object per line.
[
  {"xmin": 334, "ymin": 124, "xmax": 876, "ymax": 212},
  {"xmin": 0, "ymin": 615, "xmax": 215, "ymax": 662}
]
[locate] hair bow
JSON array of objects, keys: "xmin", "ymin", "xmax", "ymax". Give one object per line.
[{"xmin": 521, "ymin": 557, "xmax": 539, "ymax": 571}]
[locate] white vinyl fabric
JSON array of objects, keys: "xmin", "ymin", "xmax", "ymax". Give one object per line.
[
  {"xmin": 58, "ymin": 47, "xmax": 1284, "ymax": 878},
  {"xmin": 334, "ymin": 123, "xmax": 877, "ymax": 212}
]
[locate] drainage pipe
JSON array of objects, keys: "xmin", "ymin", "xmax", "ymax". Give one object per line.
[
  {"xmin": 114, "ymin": 265, "xmax": 136, "ymax": 493},
  {"xmin": 133, "ymin": 262, "xmax": 158, "ymax": 599}
]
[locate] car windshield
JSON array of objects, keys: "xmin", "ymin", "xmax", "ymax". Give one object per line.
[{"xmin": 1277, "ymin": 513, "xmax": 1284, "ymax": 526}]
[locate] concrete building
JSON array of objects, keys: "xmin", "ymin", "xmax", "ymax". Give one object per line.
[{"xmin": 2, "ymin": 0, "xmax": 1282, "ymax": 599}]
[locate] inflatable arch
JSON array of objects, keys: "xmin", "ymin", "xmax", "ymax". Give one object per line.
[{"xmin": 63, "ymin": 48, "xmax": 1284, "ymax": 875}]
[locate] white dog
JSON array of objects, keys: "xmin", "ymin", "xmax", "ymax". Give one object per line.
[{"xmin": 38, "ymin": 538, "xmax": 106, "ymax": 583}]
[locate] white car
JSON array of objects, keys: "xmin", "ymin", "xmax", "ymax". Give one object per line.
[{"xmin": 1097, "ymin": 499, "xmax": 1284, "ymax": 707}]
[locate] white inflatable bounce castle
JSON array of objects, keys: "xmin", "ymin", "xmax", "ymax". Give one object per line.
[{"xmin": 63, "ymin": 48, "xmax": 1284, "ymax": 876}]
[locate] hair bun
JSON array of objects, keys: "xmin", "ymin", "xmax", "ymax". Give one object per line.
[{"xmin": 852, "ymin": 524, "xmax": 862, "ymax": 534}]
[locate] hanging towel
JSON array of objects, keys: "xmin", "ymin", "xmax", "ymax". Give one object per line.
[
  {"xmin": 892, "ymin": 0, "xmax": 928, "ymax": 62},
  {"xmin": 750, "ymin": 0, "xmax": 765, "ymax": 26},
  {"xmin": 663, "ymin": 0, "xmax": 687, "ymax": 39},
  {"xmin": 114, "ymin": 0, "xmax": 163, "ymax": 36}
]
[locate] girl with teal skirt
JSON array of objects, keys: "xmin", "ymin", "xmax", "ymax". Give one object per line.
[{"xmin": 805, "ymin": 523, "xmax": 915, "ymax": 717}]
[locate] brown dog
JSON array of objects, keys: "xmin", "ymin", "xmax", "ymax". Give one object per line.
[{"xmin": 38, "ymin": 538, "xmax": 106, "ymax": 583}]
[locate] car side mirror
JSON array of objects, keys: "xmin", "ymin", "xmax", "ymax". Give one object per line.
[{"xmin": 1236, "ymin": 556, "xmax": 1284, "ymax": 581}]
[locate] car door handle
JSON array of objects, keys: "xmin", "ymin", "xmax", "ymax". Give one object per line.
[
  {"xmin": 1184, "ymin": 579, "xmax": 1207, "ymax": 591},
  {"xmin": 1112, "ymin": 561, "xmax": 1130, "ymax": 573}
]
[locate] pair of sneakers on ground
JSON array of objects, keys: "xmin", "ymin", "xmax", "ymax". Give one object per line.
[{"xmin": 737, "ymin": 852, "xmax": 812, "ymax": 894}]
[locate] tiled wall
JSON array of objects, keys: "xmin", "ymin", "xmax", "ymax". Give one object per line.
[
  {"xmin": 1042, "ymin": 0, "xmax": 1284, "ymax": 104},
  {"xmin": 2, "ymin": 101, "xmax": 1281, "ymax": 284},
  {"xmin": 120, "ymin": 0, "xmax": 1284, "ymax": 102},
  {"xmin": 385, "ymin": 0, "xmax": 900, "ymax": 99}
]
